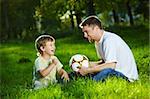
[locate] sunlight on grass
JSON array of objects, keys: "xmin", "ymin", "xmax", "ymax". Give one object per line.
[{"xmin": 1, "ymin": 27, "xmax": 149, "ymax": 98}]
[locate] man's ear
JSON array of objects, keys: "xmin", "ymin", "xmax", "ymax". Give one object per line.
[
  {"xmin": 91, "ymin": 25, "xmax": 97, "ymax": 30},
  {"xmin": 40, "ymin": 46, "xmax": 45, "ymax": 51},
  {"xmin": 95, "ymin": 25, "xmax": 99, "ymax": 29}
]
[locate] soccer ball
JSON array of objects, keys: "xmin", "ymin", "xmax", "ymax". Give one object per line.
[{"xmin": 69, "ymin": 54, "xmax": 89, "ymax": 72}]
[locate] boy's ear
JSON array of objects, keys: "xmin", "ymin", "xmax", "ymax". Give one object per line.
[{"xmin": 40, "ymin": 46, "xmax": 45, "ymax": 51}]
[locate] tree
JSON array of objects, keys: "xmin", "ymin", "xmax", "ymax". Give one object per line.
[
  {"xmin": 1, "ymin": 0, "xmax": 40, "ymax": 40},
  {"xmin": 1, "ymin": 0, "xmax": 9, "ymax": 40},
  {"xmin": 134, "ymin": 0, "xmax": 149, "ymax": 21},
  {"xmin": 95, "ymin": 0, "xmax": 120, "ymax": 24},
  {"xmin": 73, "ymin": 0, "xmax": 86, "ymax": 28},
  {"xmin": 126, "ymin": 0, "xmax": 134, "ymax": 25},
  {"xmin": 63, "ymin": 0, "xmax": 86, "ymax": 29},
  {"xmin": 86, "ymin": 0, "xmax": 95, "ymax": 16}
]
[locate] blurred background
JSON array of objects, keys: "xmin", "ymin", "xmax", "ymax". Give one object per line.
[
  {"xmin": 1, "ymin": 0, "xmax": 149, "ymax": 41},
  {"xmin": 0, "ymin": 1, "xmax": 149, "ymax": 98}
]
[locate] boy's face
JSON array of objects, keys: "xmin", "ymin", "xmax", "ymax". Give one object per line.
[
  {"xmin": 82, "ymin": 25, "xmax": 97, "ymax": 43},
  {"xmin": 43, "ymin": 41, "xmax": 55, "ymax": 56}
]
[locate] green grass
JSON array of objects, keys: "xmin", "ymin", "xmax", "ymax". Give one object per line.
[{"xmin": 0, "ymin": 26, "xmax": 150, "ymax": 99}]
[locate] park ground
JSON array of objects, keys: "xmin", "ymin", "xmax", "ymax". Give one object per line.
[{"xmin": 0, "ymin": 26, "xmax": 149, "ymax": 99}]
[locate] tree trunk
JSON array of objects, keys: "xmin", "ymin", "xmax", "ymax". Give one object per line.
[
  {"xmin": 112, "ymin": 9, "xmax": 119, "ymax": 24},
  {"xmin": 2, "ymin": 0, "xmax": 9, "ymax": 39},
  {"xmin": 75, "ymin": 12, "xmax": 81, "ymax": 29},
  {"xmin": 87, "ymin": 0, "xmax": 95, "ymax": 16},
  {"xmin": 69, "ymin": 10, "xmax": 75, "ymax": 30},
  {"xmin": 36, "ymin": 16, "xmax": 42, "ymax": 33},
  {"xmin": 126, "ymin": 1, "xmax": 134, "ymax": 25}
]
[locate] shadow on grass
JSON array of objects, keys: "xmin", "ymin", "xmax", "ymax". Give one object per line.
[{"xmin": 0, "ymin": 46, "xmax": 33, "ymax": 98}]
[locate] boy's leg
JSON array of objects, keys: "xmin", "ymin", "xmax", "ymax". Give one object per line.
[
  {"xmin": 33, "ymin": 81, "xmax": 46, "ymax": 90},
  {"xmin": 92, "ymin": 68, "xmax": 128, "ymax": 82}
]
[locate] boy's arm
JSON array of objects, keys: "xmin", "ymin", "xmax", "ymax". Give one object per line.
[
  {"xmin": 39, "ymin": 59, "xmax": 57, "ymax": 77},
  {"xmin": 39, "ymin": 63, "xmax": 56, "ymax": 77},
  {"xmin": 58, "ymin": 69, "xmax": 69, "ymax": 81}
]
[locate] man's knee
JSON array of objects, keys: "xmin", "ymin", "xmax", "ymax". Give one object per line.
[
  {"xmin": 92, "ymin": 68, "xmax": 114, "ymax": 81},
  {"xmin": 100, "ymin": 68, "xmax": 114, "ymax": 74}
]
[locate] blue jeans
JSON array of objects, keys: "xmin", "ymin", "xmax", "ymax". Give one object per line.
[{"xmin": 92, "ymin": 68, "xmax": 128, "ymax": 82}]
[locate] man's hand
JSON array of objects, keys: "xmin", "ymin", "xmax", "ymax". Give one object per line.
[{"xmin": 78, "ymin": 67, "xmax": 89, "ymax": 76}]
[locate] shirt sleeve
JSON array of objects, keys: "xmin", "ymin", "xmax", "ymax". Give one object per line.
[
  {"xmin": 34, "ymin": 58, "xmax": 46, "ymax": 72},
  {"xmin": 103, "ymin": 38, "xmax": 117, "ymax": 63}
]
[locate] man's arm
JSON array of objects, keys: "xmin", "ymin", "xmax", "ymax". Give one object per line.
[
  {"xmin": 78, "ymin": 62, "xmax": 116, "ymax": 76},
  {"xmin": 89, "ymin": 59, "xmax": 104, "ymax": 67}
]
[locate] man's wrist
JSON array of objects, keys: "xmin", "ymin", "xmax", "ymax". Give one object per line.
[{"xmin": 87, "ymin": 68, "xmax": 91, "ymax": 74}]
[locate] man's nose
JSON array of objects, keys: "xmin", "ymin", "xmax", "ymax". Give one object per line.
[{"xmin": 84, "ymin": 33, "xmax": 88, "ymax": 38}]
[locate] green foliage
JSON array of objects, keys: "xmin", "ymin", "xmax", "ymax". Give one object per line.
[
  {"xmin": 1, "ymin": 0, "xmax": 39, "ymax": 40},
  {"xmin": 0, "ymin": 26, "xmax": 149, "ymax": 98},
  {"xmin": 1, "ymin": 0, "xmax": 148, "ymax": 41},
  {"xmin": 134, "ymin": 0, "xmax": 149, "ymax": 20}
]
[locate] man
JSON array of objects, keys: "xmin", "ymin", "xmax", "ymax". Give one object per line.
[{"xmin": 78, "ymin": 15, "xmax": 138, "ymax": 82}]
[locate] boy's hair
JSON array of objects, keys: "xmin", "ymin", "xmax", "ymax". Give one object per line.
[
  {"xmin": 79, "ymin": 15, "xmax": 103, "ymax": 29},
  {"xmin": 35, "ymin": 35, "xmax": 55, "ymax": 54}
]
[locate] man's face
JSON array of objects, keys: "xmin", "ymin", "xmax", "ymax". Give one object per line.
[{"xmin": 82, "ymin": 25, "xmax": 97, "ymax": 43}]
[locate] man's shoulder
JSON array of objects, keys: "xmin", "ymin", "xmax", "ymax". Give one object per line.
[
  {"xmin": 104, "ymin": 31, "xmax": 116, "ymax": 37},
  {"xmin": 103, "ymin": 32, "xmax": 114, "ymax": 41}
]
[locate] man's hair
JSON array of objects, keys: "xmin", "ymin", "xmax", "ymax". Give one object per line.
[
  {"xmin": 79, "ymin": 15, "xmax": 103, "ymax": 29},
  {"xmin": 35, "ymin": 35, "xmax": 55, "ymax": 54}
]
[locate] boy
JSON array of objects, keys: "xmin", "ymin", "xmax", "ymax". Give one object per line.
[{"xmin": 33, "ymin": 35, "xmax": 69, "ymax": 90}]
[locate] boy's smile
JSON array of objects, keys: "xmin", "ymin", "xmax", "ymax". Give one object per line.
[{"xmin": 43, "ymin": 41, "xmax": 56, "ymax": 56}]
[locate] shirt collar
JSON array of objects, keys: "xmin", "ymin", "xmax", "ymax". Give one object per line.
[{"xmin": 95, "ymin": 30, "xmax": 105, "ymax": 44}]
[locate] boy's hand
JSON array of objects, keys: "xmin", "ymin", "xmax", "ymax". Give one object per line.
[
  {"xmin": 78, "ymin": 67, "xmax": 88, "ymax": 76},
  {"xmin": 52, "ymin": 58, "xmax": 58, "ymax": 65},
  {"xmin": 61, "ymin": 71, "xmax": 70, "ymax": 82}
]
